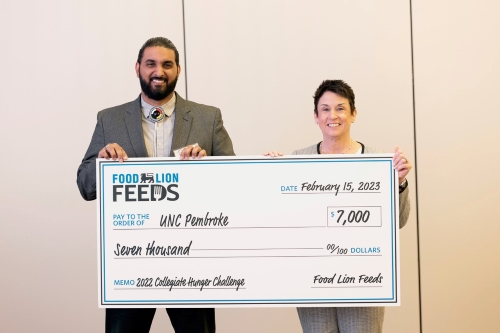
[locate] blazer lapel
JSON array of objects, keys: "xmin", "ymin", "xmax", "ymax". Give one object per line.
[
  {"xmin": 170, "ymin": 93, "xmax": 192, "ymax": 156},
  {"xmin": 125, "ymin": 95, "xmax": 148, "ymax": 157}
]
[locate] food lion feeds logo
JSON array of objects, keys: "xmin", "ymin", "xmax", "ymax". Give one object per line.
[{"xmin": 112, "ymin": 172, "xmax": 179, "ymax": 202}]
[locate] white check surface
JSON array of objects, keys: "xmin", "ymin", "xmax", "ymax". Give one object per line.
[{"xmin": 97, "ymin": 155, "xmax": 400, "ymax": 307}]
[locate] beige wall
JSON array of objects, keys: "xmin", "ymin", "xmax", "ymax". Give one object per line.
[
  {"xmin": 0, "ymin": 1, "xmax": 497, "ymax": 332},
  {"xmin": 183, "ymin": 1, "xmax": 419, "ymax": 332},
  {"xmin": 413, "ymin": 0, "xmax": 500, "ymax": 332},
  {"xmin": 0, "ymin": 1, "xmax": 185, "ymax": 332}
]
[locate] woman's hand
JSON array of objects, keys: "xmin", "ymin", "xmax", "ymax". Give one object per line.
[
  {"xmin": 393, "ymin": 146, "xmax": 412, "ymax": 185},
  {"xmin": 263, "ymin": 150, "xmax": 284, "ymax": 157}
]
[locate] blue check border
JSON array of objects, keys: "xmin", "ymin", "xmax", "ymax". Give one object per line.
[{"xmin": 98, "ymin": 156, "xmax": 398, "ymax": 306}]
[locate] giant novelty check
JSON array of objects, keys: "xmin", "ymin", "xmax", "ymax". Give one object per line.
[{"xmin": 97, "ymin": 155, "xmax": 400, "ymax": 308}]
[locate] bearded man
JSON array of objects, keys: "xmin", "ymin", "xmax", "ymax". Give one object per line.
[{"xmin": 77, "ymin": 37, "xmax": 234, "ymax": 333}]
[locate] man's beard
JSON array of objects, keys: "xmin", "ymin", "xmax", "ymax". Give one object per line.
[{"xmin": 139, "ymin": 71, "xmax": 178, "ymax": 101}]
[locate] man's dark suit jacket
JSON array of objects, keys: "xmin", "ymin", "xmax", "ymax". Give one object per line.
[{"xmin": 77, "ymin": 93, "xmax": 235, "ymax": 201}]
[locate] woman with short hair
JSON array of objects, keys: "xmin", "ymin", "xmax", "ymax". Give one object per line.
[{"xmin": 266, "ymin": 79, "xmax": 411, "ymax": 333}]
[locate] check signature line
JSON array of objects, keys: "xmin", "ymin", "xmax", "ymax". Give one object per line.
[
  {"xmin": 114, "ymin": 226, "xmax": 328, "ymax": 230},
  {"xmin": 114, "ymin": 255, "xmax": 383, "ymax": 259},
  {"xmin": 191, "ymin": 248, "xmax": 323, "ymax": 251},
  {"xmin": 115, "ymin": 287, "xmax": 247, "ymax": 290}
]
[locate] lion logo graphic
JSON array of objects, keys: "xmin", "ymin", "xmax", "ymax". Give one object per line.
[{"xmin": 140, "ymin": 173, "xmax": 154, "ymax": 183}]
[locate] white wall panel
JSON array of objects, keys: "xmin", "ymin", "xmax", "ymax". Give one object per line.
[
  {"xmin": 0, "ymin": 1, "xmax": 184, "ymax": 332},
  {"xmin": 184, "ymin": 1, "xmax": 419, "ymax": 332},
  {"xmin": 413, "ymin": 1, "xmax": 500, "ymax": 332}
]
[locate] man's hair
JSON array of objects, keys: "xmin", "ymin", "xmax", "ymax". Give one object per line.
[
  {"xmin": 313, "ymin": 80, "xmax": 356, "ymax": 115},
  {"xmin": 137, "ymin": 37, "xmax": 180, "ymax": 65}
]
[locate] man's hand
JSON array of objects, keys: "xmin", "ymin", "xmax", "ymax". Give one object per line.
[
  {"xmin": 98, "ymin": 143, "xmax": 128, "ymax": 162},
  {"xmin": 180, "ymin": 144, "xmax": 207, "ymax": 160}
]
